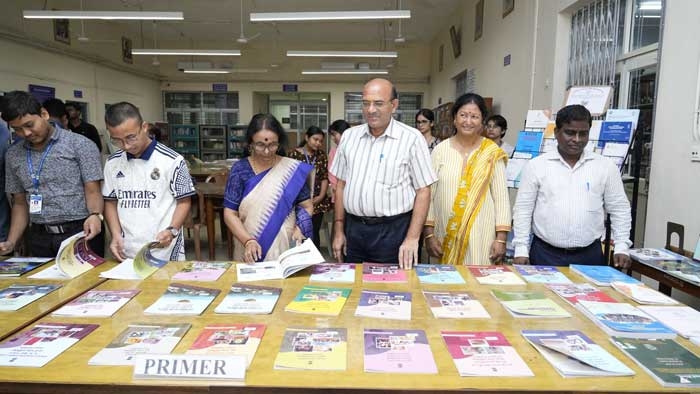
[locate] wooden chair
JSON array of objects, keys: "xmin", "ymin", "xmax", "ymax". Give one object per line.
[
  {"xmin": 205, "ymin": 172, "xmax": 234, "ymax": 259},
  {"xmin": 665, "ymin": 222, "xmax": 686, "ymax": 256}
]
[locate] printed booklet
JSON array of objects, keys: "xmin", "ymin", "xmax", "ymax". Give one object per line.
[
  {"xmin": 468, "ymin": 265, "xmax": 526, "ymax": 285},
  {"xmin": 284, "ymin": 285, "xmax": 350, "ymax": 316},
  {"xmin": 629, "ymin": 248, "xmax": 684, "ymax": 262},
  {"xmin": 144, "ymin": 283, "xmax": 220, "ymax": 315},
  {"xmin": 522, "ymin": 330, "xmax": 634, "ymax": 377},
  {"xmin": 611, "ymin": 337, "xmax": 700, "ymax": 387},
  {"xmin": 423, "ymin": 290, "xmax": 490, "ymax": 319},
  {"xmin": 415, "ymin": 264, "xmax": 465, "ymax": 284},
  {"xmin": 52, "ymin": 289, "xmax": 140, "ymax": 317},
  {"xmin": 569, "ymin": 264, "xmax": 641, "ymax": 286},
  {"xmin": 637, "ymin": 306, "xmax": 700, "ymax": 338},
  {"xmin": 610, "ymin": 281, "xmax": 679, "ymax": 305},
  {"xmin": 186, "ymin": 323, "xmax": 266, "ymax": 368},
  {"xmin": 577, "ymin": 300, "xmax": 676, "ymax": 338},
  {"xmin": 545, "ymin": 283, "xmax": 618, "ymax": 308},
  {"xmin": 362, "ymin": 263, "xmax": 408, "ymax": 283},
  {"xmin": 89, "ymin": 323, "xmax": 190, "ymax": 366},
  {"xmin": 309, "ymin": 263, "xmax": 356, "ymax": 283},
  {"xmin": 274, "ymin": 327, "xmax": 347, "ymax": 371},
  {"xmin": 214, "ymin": 283, "xmax": 281, "ymax": 314},
  {"xmin": 235, "ymin": 239, "xmax": 325, "ymax": 282},
  {"xmin": 0, "ymin": 258, "xmax": 52, "ymax": 277},
  {"xmin": 55, "ymin": 232, "xmax": 107, "ymax": 278},
  {"xmin": 0, "ymin": 284, "xmax": 61, "ymax": 311},
  {"xmin": 355, "ymin": 290, "xmax": 412, "ymax": 320},
  {"xmin": 441, "ymin": 331, "xmax": 533, "ymax": 377},
  {"xmin": 491, "ymin": 289, "xmax": 571, "ymax": 318},
  {"xmin": 513, "ymin": 265, "xmax": 573, "ymax": 284},
  {"xmin": 0, "ymin": 322, "xmax": 98, "ymax": 367},
  {"xmin": 172, "ymin": 261, "xmax": 232, "ymax": 281},
  {"xmin": 364, "ymin": 329, "xmax": 438, "ymax": 374}
]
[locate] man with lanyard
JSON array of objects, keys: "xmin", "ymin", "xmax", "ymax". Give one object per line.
[
  {"xmin": 330, "ymin": 78, "xmax": 437, "ymax": 269},
  {"xmin": 0, "ymin": 91, "xmax": 104, "ymax": 257},
  {"xmin": 102, "ymin": 102, "xmax": 195, "ymax": 261}
]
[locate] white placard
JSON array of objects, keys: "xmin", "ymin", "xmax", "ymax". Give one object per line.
[
  {"xmin": 564, "ymin": 86, "xmax": 613, "ymax": 116},
  {"xmin": 133, "ymin": 354, "xmax": 246, "ymax": 381},
  {"xmin": 525, "ymin": 110, "xmax": 551, "ymax": 129}
]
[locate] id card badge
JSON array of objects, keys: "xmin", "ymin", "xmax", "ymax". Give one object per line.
[{"xmin": 29, "ymin": 194, "xmax": 43, "ymax": 214}]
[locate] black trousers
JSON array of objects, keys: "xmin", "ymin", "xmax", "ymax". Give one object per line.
[
  {"xmin": 311, "ymin": 213, "xmax": 324, "ymax": 250},
  {"xmin": 345, "ymin": 211, "xmax": 418, "ymax": 264},
  {"xmin": 529, "ymin": 235, "xmax": 605, "ymax": 267},
  {"xmin": 27, "ymin": 220, "xmax": 106, "ymax": 258}
]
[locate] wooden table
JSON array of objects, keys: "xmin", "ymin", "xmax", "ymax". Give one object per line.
[
  {"xmin": 0, "ymin": 261, "xmax": 116, "ymax": 341},
  {"xmin": 189, "ymin": 164, "xmax": 231, "ymax": 183},
  {"xmin": 195, "ymin": 183, "xmax": 226, "ymax": 260},
  {"xmin": 626, "ymin": 258, "xmax": 700, "ymax": 298},
  {"xmin": 0, "ymin": 265, "xmax": 697, "ymax": 393}
]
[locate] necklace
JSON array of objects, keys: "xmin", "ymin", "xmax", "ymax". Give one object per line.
[{"xmin": 250, "ymin": 155, "xmax": 278, "ymax": 174}]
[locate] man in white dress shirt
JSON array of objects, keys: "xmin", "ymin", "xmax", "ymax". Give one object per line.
[
  {"xmin": 512, "ymin": 104, "xmax": 632, "ymax": 268},
  {"xmin": 330, "ymin": 78, "xmax": 437, "ymax": 269}
]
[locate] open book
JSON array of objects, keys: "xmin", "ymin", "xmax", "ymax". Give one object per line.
[{"xmin": 236, "ymin": 239, "xmax": 325, "ymax": 282}]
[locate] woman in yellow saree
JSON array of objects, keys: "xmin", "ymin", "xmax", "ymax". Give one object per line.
[{"xmin": 424, "ymin": 93, "xmax": 511, "ymax": 265}]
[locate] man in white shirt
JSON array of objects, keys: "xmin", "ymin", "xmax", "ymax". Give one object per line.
[
  {"xmin": 512, "ymin": 104, "xmax": 632, "ymax": 268},
  {"xmin": 102, "ymin": 102, "xmax": 195, "ymax": 261},
  {"xmin": 330, "ymin": 78, "xmax": 437, "ymax": 269}
]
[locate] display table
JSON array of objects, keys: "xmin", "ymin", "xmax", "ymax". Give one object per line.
[
  {"xmin": 0, "ymin": 261, "xmax": 116, "ymax": 341},
  {"xmin": 626, "ymin": 257, "xmax": 700, "ymax": 298},
  {"xmin": 0, "ymin": 264, "xmax": 697, "ymax": 393}
]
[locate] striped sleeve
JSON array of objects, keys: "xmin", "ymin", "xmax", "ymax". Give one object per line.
[{"xmin": 407, "ymin": 135, "xmax": 438, "ymax": 190}]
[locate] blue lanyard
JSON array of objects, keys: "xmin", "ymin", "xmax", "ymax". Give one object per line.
[
  {"xmin": 26, "ymin": 139, "xmax": 56, "ymax": 193},
  {"xmin": 303, "ymin": 148, "xmax": 316, "ymax": 166}
]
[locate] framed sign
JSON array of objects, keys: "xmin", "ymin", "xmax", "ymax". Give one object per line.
[
  {"xmin": 474, "ymin": 0, "xmax": 484, "ymax": 41},
  {"xmin": 503, "ymin": 0, "xmax": 515, "ymax": 18},
  {"xmin": 121, "ymin": 36, "xmax": 133, "ymax": 64},
  {"xmin": 53, "ymin": 19, "xmax": 70, "ymax": 44},
  {"xmin": 564, "ymin": 86, "xmax": 613, "ymax": 116}
]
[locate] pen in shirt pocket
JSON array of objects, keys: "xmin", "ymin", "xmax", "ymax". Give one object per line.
[{"xmin": 586, "ymin": 182, "xmax": 590, "ymax": 191}]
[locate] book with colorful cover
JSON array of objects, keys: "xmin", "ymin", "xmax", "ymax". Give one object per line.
[
  {"xmin": 186, "ymin": 323, "xmax": 266, "ymax": 368},
  {"xmin": 172, "ymin": 261, "xmax": 232, "ymax": 281},
  {"xmin": 423, "ymin": 290, "xmax": 490, "ymax": 319},
  {"xmin": 577, "ymin": 300, "xmax": 676, "ymax": 338},
  {"xmin": 469, "ymin": 265, "xmax": 526, "ymax": 285},
  {"xmin": 361, "ymin": 263, "xmax": 407, "ymax": 283},
  {"xmin": 546, "ymin": 283, "xmax": 618, "ymax": 307},
  {"xmin": 0, "ymin": 259, "xmax": 52, "ymax": 277},
  {"xmin": 522, "ymin": 330, "xmax": 634, "ymax": 377},
  {"xmin": 0, "ymin": 284, "xmax": 61, "ymax": 311},
  {"xmin": 415, "ymin": 264, "xmax": 465, "ymax": 284},
  {"xmin": 513, "ymin": 265, "xmax": 573, "ymax": 284},
  {"xmin": 88, "ymin": 323, "xmax": 190, "ymax": 366},
  {"xmin": 611, "ymin": 281, "xmax": 679, "ymax": 305},
  {"xmin": 637, "ymin": 306, "xmax": 700, "ymax": 338},
  {"xmin": 491, "ymin": 289, "xmax": 571, "ymax": 318},
  {"xmin": 214, "ymin": 283, "xmax": 281, "ymax": 314},
  {"xmin": 274, "ymin": 327, "xmax": 347, "ymax": 371},
  {"xmin": 55, "ymin": 231, "xmax": 107, "ymax": 278},
  {"xmin": 308, "ymin": 263, "xmax": 356, "ymax": 283},
  {"xmin": 611, "ymin": 337, "xmax": 700, "ymax": 387},
  {"xmin": 284, "ymin": 285, "xmax": 350, "ymax": 316},
  {"xmin": 0, "ymin": 322, "xmax": 98, "ymax": 367},
  {"xmin": 570, "ymin": 264, "xmax": 641, "ymax": 286},
  {"xmin": 441, "ymin": 331, "xmax": 533, "ymax": 377},
  {"xmin": 144, "ymin": 283, "xmax": 220, "ymax": 315},
  {"xmin": 52, "ymin": 289, "xmax": 140, "ymax": 317},
  {"xmin": 354, "ymin": 290, "xmax": 412, "ymax": 320},
  {"xmin": 364, "ymin": 329, "xmax": 438, "ymax": 374}
]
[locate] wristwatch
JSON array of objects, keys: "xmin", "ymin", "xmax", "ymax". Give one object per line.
[
  {"xmin": 166, "ymin": 226, "xmax": 180, "ymax": 237},
  {"xmin": 89, "ymin": 212, "xmax": 104, "ymax": 221}
]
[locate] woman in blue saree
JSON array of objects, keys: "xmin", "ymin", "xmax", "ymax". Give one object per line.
[{"xmin": 223, "ymin": 114, "xmax": 313, "ymax": 262}]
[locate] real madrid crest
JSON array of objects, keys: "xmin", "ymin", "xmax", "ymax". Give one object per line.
[{"xmin": 150, "ymin": 168, "xmax": 160, "ymax": 180}]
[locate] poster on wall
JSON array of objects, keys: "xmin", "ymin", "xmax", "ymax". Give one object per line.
[
  {"xmin": 474, "ymin": 0, "xmax": 484, "ymax": 41},
  {"xmin": 53, "ymin": 19, "xmax": 70, "ymax": 45},
  {"xmin": 121, "ymin": 36, "xmax": 133, "ymax": 64}
]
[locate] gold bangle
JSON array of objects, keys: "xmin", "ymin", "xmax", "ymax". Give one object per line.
[
  {"xmin": 424, "ymin": 233, "xmax": 435, "ymax": 240},
  {"xmin": 494, "ymin": 239, "xmax": 506, "ymax": 244}
]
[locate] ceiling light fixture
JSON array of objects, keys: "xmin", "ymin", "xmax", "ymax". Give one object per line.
[
  {"xmin": 23, "ymin": 11, "xmax": 183, "ymax": 20},
  {"xmin": 287, "ymin": 50, "xmax": 397, "ymax": 58},
  {"xmin": 182, "ymin": 69, "xmax": 231, "ymax": 74},
  {"xmin": 132, "ymin": 49, "xmax": 241, "ymax": 56},
  {"xmin": 251, "ymin": 10, "xmax": 410, "ymax": 22},
  {"xmin": 638, "ymin": 1, "xmax": 662, "ymax": 11},
  {"xmin": 301, "ymin": 69, "xmax": 389, "ymax": 75}
]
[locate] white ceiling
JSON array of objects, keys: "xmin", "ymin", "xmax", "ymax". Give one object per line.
[{"xmin": 0, "ymin": 0, "xmax": 463, "ymax": 82}]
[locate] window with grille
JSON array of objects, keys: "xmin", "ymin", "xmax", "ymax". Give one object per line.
[
  {"xmin": 344, "ymin": 92, "xmax": 423, "ymax": 128},
  {"xmin": 164, "ymin": 92, "xmax": 239, "ymax": 126}
]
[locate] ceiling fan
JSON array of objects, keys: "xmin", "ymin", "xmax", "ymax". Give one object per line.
[{"xmin": 236, "ymin": 0, "xmax": 261, "ymax": 44}]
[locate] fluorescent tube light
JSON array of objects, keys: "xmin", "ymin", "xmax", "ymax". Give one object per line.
[
  {"xmin": 638, "ymin": 1, "xmax": 662, "ymax": 10},
  {"xmin": 23, "ymin": 11, "xmax": 183, "ymax": 20},
  {"xmin": 287, "ymin": 50, "xmax": 397, "ymax": 58},
  {"xmin": 229, "ymin": 68, "xmax": 269, "ymax": 73},
  {"xmin": 302, "ymin": 69, "xmax": 389, "ymax": 75},
  {"xmin": 182, "ymin": 69, "xmax": 231, "ymax": 74},
  {"xmin": 132, "ymin": 49, "xmax": 241, "ymax": 56},
  {"xmin": 251, "ymin": 10, "xmax": 410, "ymax": 22}
]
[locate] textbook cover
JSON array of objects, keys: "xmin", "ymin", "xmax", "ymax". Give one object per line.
[
  {"xmin": 0, "ymin": 259, "xmax": 51, "ymax": 277},
  {"xmin": 415, "ymin": 264, "xmax": 465, "ymax": 284},
  {"xmin": 512, "ymin": 265, "xmax": 573, "ymax": 284},
  {"xmin": 354, "ymin": 290, "xmax": 412, "ymax": 320},
  {"xmin": 611, "ymin": 337, "xmax": 700, "ymax": 387},
  {"xmin": 0, "ymin": 322, "xmax": 98, "ymax": 367},
  {"xmin": 610, "ymin": 281, "xmax": 679, "ymax": 305},
  {"xmin": 546, "ymin": 283, "xmax": 618, "ymax": 308},
  {"xmin": 0, "ymin": 284, "xmax": 61, "ymax": 311},
  {"xmin": 637, "ymin": 305, "xmax": 700, "ymax": 338},
  {"xmin": 364, "ymin": 329, "xmax": 438, "ymax": 374},
  {"xmin": 309, "ymin": 263, "xmax": 356, "ymax": 283},
  {"xmin": 186, "ymin": 323, "xmax": 266, "ymax": 368},
  {"xmin": 423, "ymin": 290, "xmax": 490, "ymax": 319},
  {"xmin": 274, "ymin": 327, "xmax": 347, "ymax": 371},
  {"xmin": 492, "ymin": 289, "xmax": 571, "ymax": 318},
  {"xmin": 214, "ymin": 283, "xmax": 281, "ymax": 314},
  {"xmin": 89, "ymin": 323, "xmax": 190, "ymax": 366},
  {"xmin": 172, "ymin": 261, "xmax": 231, "ymax": 281},
  {"xmin": 569, "ymin": 264, "xmax": 641, "ymax": 286},
  {"xmin": 144, "ymin": 283, "xmax": 220, "ymax": 316},
  {"xmin": 577, "ymin": 300, "xmax": 676, "ymax": 339},
  {"xmin": 284, "ymin": 285, "xmax": 350, "ymax": 316},
  {"xmin": 55, "ymin": 231, "xmax": 106, "ymax": 278},
  {"xmin": 52, "ymin": 289, "xmax": 140, "ymax": 317},
  {"xmin": 361, "ymin": 263, "xmax": 407, "ymax": 283},
  {"xmin": 441, "ymin": 331, "xmax": 533, "ymax": 377},
  {"xmin": 469, "ymin": 265, "xmax": 526, "ymax": 285}
]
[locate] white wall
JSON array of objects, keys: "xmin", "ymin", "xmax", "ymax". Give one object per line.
[
  {"xmin": 644, "ymin": 0, "xmax": 700, "ymax": 249},
  {"xmin": 0, "ymin": 38, "xmax": 162, "ymax": 135},
  {"xmin": 161, "ymin": 81, "xmax": 430, "ymax": 126}
]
